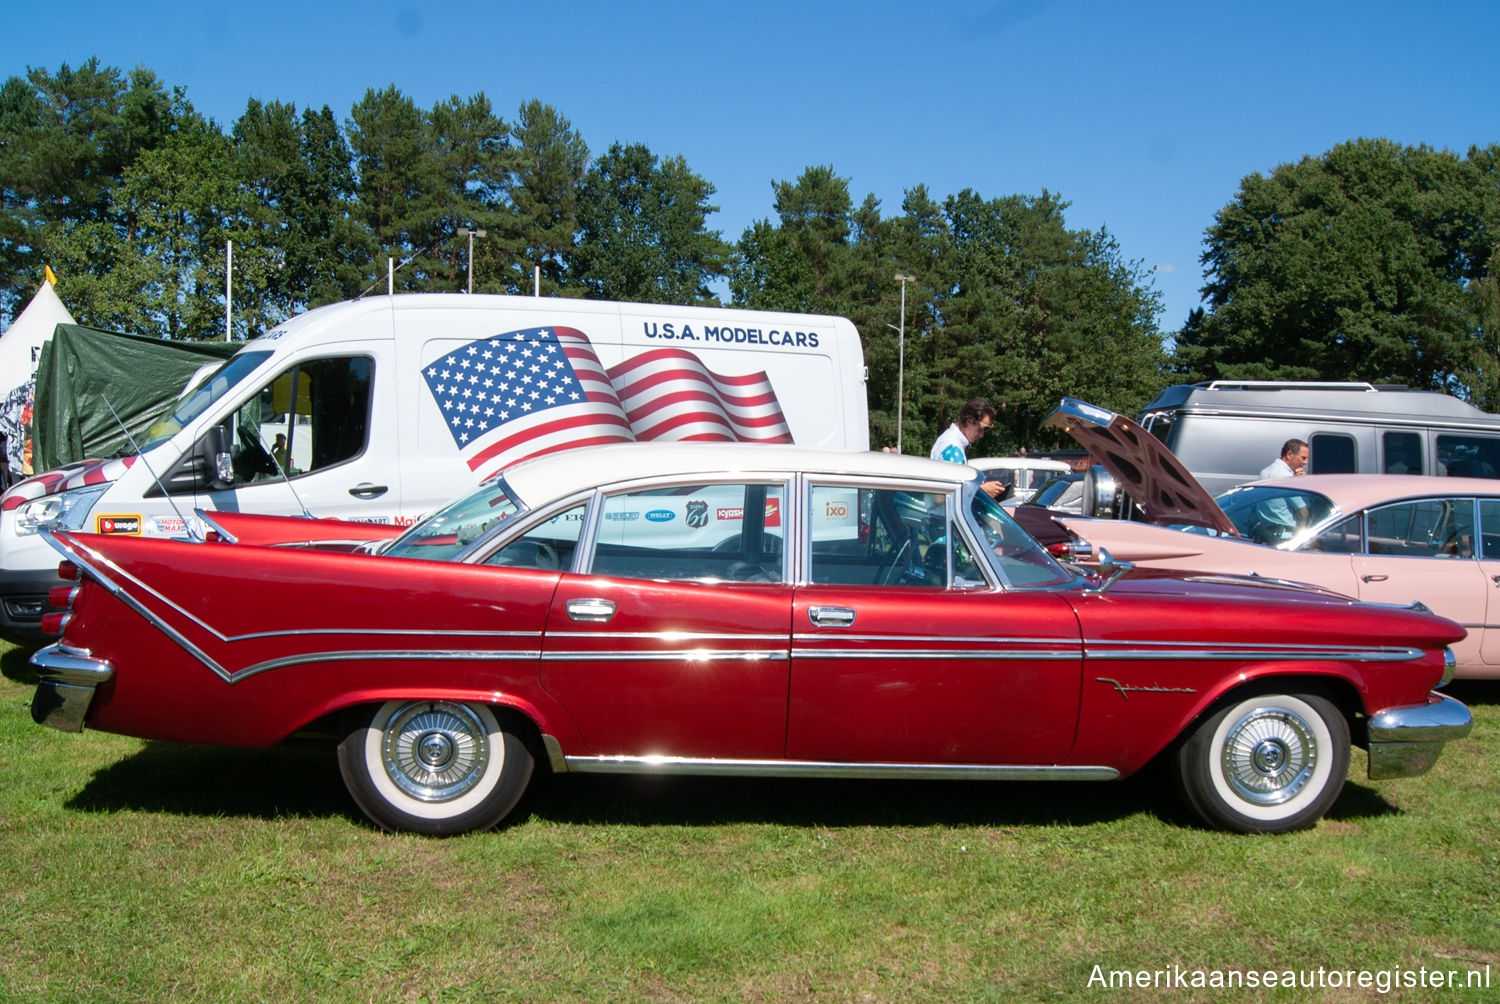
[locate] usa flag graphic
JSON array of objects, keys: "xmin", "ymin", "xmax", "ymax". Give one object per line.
[
  {"xmin": 608, "ymin": 348, "xmax": 792, "ymax": 443},
  {"xmin": 423, "ymin": 325, "xmax": 790, "ymax": 481}
]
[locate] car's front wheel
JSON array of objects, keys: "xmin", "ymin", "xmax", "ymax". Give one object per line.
[
  {"xmin": 337, "ymin": 700, "xmax": 534, "ymax": 835},
  {"xmin": 1176, "ymin": 690, "xmax": 1349, "ymax": 834}
]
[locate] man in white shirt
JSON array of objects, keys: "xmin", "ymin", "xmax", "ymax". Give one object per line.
[
  {"xmin": 931, "ymin": 398, "xmax": 1005, "ymax": 498},
  {"xmin": 1260, "ymin": 439, "xmax": 1309, "ymax": 479},
  {"xmin": 1255, "ymin": 438, "xmax": 1311, "ymax": 540}
]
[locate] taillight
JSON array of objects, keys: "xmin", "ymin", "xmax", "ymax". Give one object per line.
[
  {"xmin": 1047, "ymin": 540, "xmax": 1093, "ymax": 562},
  {"xmin": 48, "ymin": 585, "xmax": 79, "ymax": 609},
  {"xmin": 40, "ymin": 611, "xmax": 70, "ymax": 635},
  {"xmin": 57, "ymin": 560, "xmax": 80, "ymax": 582}
]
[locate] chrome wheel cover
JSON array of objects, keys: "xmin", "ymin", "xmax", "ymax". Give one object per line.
[
  {"xmin": 380, "ymin": 702, "xmax": 491, "ymax": 803},
  {"xmin": 1219, "ymin": 705, "xmax": 1317, "ymax": 806}
]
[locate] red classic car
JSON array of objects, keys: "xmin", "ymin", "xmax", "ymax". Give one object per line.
[{"xmin": 30, "ymin": 443, "xmax": 1471, "ymax": 835}]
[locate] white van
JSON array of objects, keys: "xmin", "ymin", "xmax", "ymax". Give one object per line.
[
  {"xmin": 0, "ymin": 294, "xmax": 868, "ymax": 640},
  {"xmin": 1139, "ymin": 381, "xmax": 1500, "ymax": 496}
]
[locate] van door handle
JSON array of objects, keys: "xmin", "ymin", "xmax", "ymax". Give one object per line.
[
  {"xmin": 348, "ymin": 483, "xmax": 389, "ymax": 499},
  {"xmin": 1361, "ymin": 574, "xmax": 1389, "ymax": 582},
  {"xmin": 567, "ymin": 598, "xmax": 616, "ymax": 622},
  {"xmin": 808, "ymin": 606, "xmax": 856, "ymax": 628}
]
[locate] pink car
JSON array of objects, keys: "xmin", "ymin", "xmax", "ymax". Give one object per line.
[{"xmin": 1045, "ymin": 398, "xmax": 1500, "ymax": 679}]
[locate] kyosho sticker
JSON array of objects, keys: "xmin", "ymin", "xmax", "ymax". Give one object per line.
[{"xmin": 96, "ymin": 514, "xmax": 143, "ymax": 535}]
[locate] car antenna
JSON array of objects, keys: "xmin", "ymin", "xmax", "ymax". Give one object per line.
[
  {"xmin": 259, "ymin": 425, "xmax": 317, "ymax": 520},
  {"xmin": 101, "ymin": 396, "xmax": 205, "ymax": 543}
]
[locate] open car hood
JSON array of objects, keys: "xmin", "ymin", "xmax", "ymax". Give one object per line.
[{"xmin": 1042, "ymin": 397, "xmax": 1238, "ymax": 536}]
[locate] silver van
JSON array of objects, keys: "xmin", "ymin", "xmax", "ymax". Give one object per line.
[{"xmin": 1138, "ymin": 381, "xmax": 1500, "ymax": 496}]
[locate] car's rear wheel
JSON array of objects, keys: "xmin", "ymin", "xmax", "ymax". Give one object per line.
[
  {"xmin": 1176, "ymin": 690, "xmax": 1349, "ymax": 834},
  {"xmin": 337, "ymin": 700, "xmax": 533, "ymax": 835}
]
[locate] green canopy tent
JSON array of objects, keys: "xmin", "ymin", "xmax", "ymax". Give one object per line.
[{"xmin": 31, "ymin": 324, "xmax": 239, "ymax": 473}]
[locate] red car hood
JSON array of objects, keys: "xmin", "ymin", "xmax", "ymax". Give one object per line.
[{"xmin": 1042, "ymin": 397, "xmax": 1237, "ymax": 536}]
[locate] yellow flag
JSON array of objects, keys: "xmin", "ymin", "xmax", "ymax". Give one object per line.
[{"xmin": 45, "ymin": 265, "xmax": 57, "ymax": 285}]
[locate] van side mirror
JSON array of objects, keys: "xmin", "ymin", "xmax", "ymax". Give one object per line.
[
  {"xmin": 144, "ymin": 424, "xmax": 235, "ymax": 498},
  {"xmin": 206, "ymin": 425, "xmax": 235, "ymax": 488}
]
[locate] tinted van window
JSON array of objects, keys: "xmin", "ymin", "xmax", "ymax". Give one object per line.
[
  {"xmin": 1309, "ymin": 433, "xmax": 1356, "ymax": 474},
  {"xmin": 1382, "ymin": 431, "xmax": 1422, "ymax": 475},
  {"xmin": 1438, "ymin": 434, "xmax": 1500, "ymax": 479}
]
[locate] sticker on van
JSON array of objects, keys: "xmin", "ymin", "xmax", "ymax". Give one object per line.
[{"xmin": 422, "ymin": 325, "xmax": 792, "ymax": 481}]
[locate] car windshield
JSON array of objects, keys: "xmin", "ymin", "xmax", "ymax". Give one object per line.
[
  {"xmin": 1214, "ymin": 484, "xmax": 1340, "ymax": 548},
  {"xmin": 383, "ymin": 479, "xmax": 528, "ymax": 561},
  {"xmin": 137, "ymin": 351, "xmax": 274, "ymax": 452},
  {"xmin": 968, "ymin": 488, "xmax": 1072, "ymax": 586}
]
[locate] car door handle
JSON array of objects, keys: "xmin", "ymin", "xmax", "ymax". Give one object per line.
[
  {"xmin": 808, "ymin": 605, "xmax": 856, "ymax": 628},
  {"xmin": 1361, "ymin": 574, "xmax": 1389, "ymax": 582},
  {"xmin": 348, "ymin": 483, "xmax": 389, "ymax": 499},
  {"xmin": 567, "ymin": 598, "xmax": 616, "ymax": 623}
]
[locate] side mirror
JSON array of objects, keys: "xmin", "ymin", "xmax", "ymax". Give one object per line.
[
  {"xmin": 204, "ymin": 424, "xmax": 235, "ymax": 489},
  {"xmin": 145, "ymin": 424, "xmax": 235, "ymax": 497},
  {"xmin": 1083, "ymin": 547, "xmax": 1135, "ymax": 595}
]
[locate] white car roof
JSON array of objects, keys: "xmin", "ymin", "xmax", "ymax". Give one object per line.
[
  {"xmin": 500, "ymin": 443, "xmax": 979, "ymax": 504},
  {"xmin": 967, "ymin": 457, "xmax": 1071, "ymax": 472}
]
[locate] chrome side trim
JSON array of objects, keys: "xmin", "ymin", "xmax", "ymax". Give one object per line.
[
  {"xmin": 792, "ymin": 647, "xmax": 1080, "ymax": 661},
  {"xmin": 561, "ymin": 755, "xmax": 1120, "ymax": 781},
  {"xmin": 548, "ymin": 630, "xmax": 788, "ymax": 643},
  {"xmin": 541, "ymin": 650, "xmax": 786, "ymax": 663},
  {"xmin": 45, "ymin": 530, "xmax": 542, "ymax": 645},
  {"xmin": 1084, "ymin": 642, "xmax": 1425, "ymax": 663},
  {"xmin": 228, "ymin": 648, "xmax": 542, "ymax": 685},
  {"xmin": 1367, "ymin": 693, "xmax": 1474, "ymax": 780},
  {"xmin": 29, "ymin": 643, "xmax": 113, "ymax": 733}
]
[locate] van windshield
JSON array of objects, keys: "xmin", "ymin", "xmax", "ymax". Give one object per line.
[{"xmin": 137, "ymin": 351, "xmax": 273, "ymax": 452}]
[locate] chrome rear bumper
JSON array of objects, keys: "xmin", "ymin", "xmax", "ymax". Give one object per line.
[
  {"xmin": 1367, "ymin": 692, "xmax": 1473, "ymax": 780},
  {"xmin": 29, "ymin": 643, "xmax": 113, "ymax": 733}
]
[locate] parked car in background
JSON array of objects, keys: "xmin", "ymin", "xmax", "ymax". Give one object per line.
[
  {"xmin": 965, "ymin": 457, "xmax": 1069, "ymax": 502},
  {"xmin": 30, "ymin": 443, "xmax": 1469, "ymax": 836},
  {"xmin": 1042, "ymin": 397, "xmax": 1500, "ymax": 679}
]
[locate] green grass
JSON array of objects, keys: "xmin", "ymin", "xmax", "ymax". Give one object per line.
[{"xmin": 2, "ymin": 641, "xmax": 1498, "ymax": 1002}]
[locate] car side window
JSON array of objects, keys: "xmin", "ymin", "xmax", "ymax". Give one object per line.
[
  {"xmin": 808, "ymin": 485, "xmax": 949, "ymax": 587},
  {"xmin": 1308, "ymin": 515, "xmax": 1362, "ymax": 554},
  {"xmin": 1480, "ymin": 500, "xmax": 1500, "ymax": 560},
  {"xmin": 483, "ymin": 503, "xmax": 587, "ymax": 570},
  {"xmin": 1365, "ymin": 499, "xmax": 1474, "ymax": 558},
  {"xmin": 587, "ymin": 483, "xmax": 785, "ymax": 582},
  {"xmin": 230, "ymin": 356, "xmax": 374, "ymax": 482}
]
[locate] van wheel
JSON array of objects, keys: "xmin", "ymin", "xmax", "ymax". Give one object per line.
[
  {"xmin": 337, "ymin": 700, "xmax": 533, "ymax": 835},
  {"xmin": 1175, "ymin": 691, "xmax": 1348, "ymax": 834}
]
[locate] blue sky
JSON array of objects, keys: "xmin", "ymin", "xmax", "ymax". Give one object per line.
[{"xmin": 7, "ymin": 0, "xmax": 1498, "ymax": 332}]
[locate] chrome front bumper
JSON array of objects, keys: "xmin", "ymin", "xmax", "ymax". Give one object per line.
[
  {"xmin": 1367, "ymin": 692, "xmax": 1473, "ymax": 780},
  {"xmin": 29, "ymin": 643, "xmax": 113, "ymax": 733}
]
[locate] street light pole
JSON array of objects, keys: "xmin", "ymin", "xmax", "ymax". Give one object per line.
[
  {"xmin": 893, "ymin": 273, "xmax": 913, "ymax": 454},
  {"xmin": 457, "ymin": 227, "xmax": 488, "ymax": 294}
]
